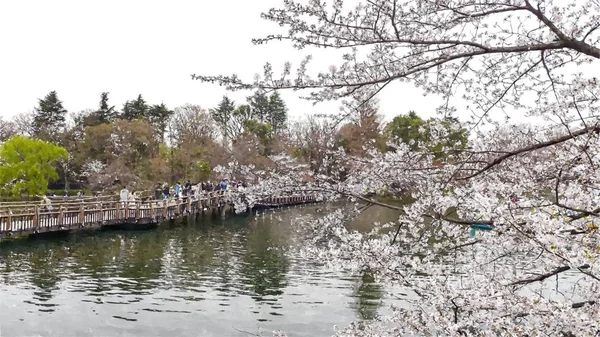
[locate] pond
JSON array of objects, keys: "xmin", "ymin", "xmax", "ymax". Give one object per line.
[{"xmin": 0, "ymin": 203, "xmax": 403, "ymax": 337}]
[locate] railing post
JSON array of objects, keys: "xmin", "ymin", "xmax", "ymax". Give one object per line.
[
  {"xmin": 135, "ymin": 201, "xmax": 141, "ymax": 220},
  {"xmin": 58, "ymin": 206, "xmax": 64, "ymax": 226},
  {"xmin": 175, "ymin": 198, "xmax": 181, "ymax": 216},
  {"xmin": 99, "ymin": 202, "xmax": 104, "ymax": 222},
  {"xmin": 79, "ymin": 203, "xmax": 85, "ymax": 224},
  {"xmin": 33, "ymin": 205, "xmax": 39, "ymax": 230},
  {"xmin": 187, "ymin": 196, "xmax": 191, "ymax": 213},
  {"xmin": 149, "ymin": 201, "xmax": 154, "ymax": 219},
  {"xmin": 7, "ymin": 208, "xmax": 12, "ymax": 231},
  {"xmin": 163, "ymin": 200, "xmax": 168, "ymax": 219},
  {"xmin": 116, "ymin": 202, "xmax": 121, "ymax": 220}
]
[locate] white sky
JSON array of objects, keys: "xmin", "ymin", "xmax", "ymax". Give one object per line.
[
  {"xmin": 0, "ymin": 0, "xmax": 445, "ymax": 123},
  {"xmin": 1, "ymin": 0, "xmax": 597, "ymax": 126}
]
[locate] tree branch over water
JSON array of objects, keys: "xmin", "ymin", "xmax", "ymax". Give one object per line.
[{"xmin": 192, "ymin": 0, "xmax": 600, "ymax": 335}]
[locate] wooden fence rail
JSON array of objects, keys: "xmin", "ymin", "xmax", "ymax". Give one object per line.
[{"xmin": 0, "ymin": 192, "xmax": 317, "ymax": 239}]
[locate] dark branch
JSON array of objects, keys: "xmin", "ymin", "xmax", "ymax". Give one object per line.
[{"xmin": 462, "ymin": 124, "xmax": 600, "ymax": 180}]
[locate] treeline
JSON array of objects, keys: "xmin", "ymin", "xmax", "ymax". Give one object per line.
[{"xmin": 0, "ymin": 91, "xmax": 469, "ymax": 196}]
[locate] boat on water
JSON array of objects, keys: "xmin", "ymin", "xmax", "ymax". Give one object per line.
[
  {"xmin": 469, "ymin": 223, "xmax": 495, "ymax": 238},
  {"xmin": 470, "ymin": 223, "xmax": 495, "ymax": 231}
]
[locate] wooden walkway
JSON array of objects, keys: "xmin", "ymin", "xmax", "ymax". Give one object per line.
[{"xmin": 0, "ymin": 192, "xmax": 317, "ymax": 239}]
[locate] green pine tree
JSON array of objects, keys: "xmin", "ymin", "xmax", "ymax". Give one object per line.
[
  {"xmin": 247, "ymin": 90, "xmax": 270, "ymax": 124},
  {"xmin": 268, "ymin": 91, "xmax": 288, "ymax": 133},
  {"xmin": 211, "ymin": 95, "xmax": 238, "ymax": 141},
  {"xmin": 121, "ymin": 94, "xmax": 148, "ymax": 120},
  {"xmin": 97, "ymin": 92, "xmax": 116, "ymax": 124},
  {"xmin": 32, "ymin": 90, "xmax": 68, "ymax": 143},
  {"xmin": 147, "ymin": 103, "xmax": 173, "ymax": 143}
]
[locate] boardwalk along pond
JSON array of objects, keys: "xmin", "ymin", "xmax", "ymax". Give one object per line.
[{"xmin": 0, "ymin": 203, "xmax": 405, "ymax": 337}]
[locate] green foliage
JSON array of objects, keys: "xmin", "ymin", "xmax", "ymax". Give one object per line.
[
  {"xmin": 32, "ymin": 91, "xmax": 68, "ymax": 143},
  {"xmin": 267, "ymin": 91, "xmax": 288, "ymax": 132},
  {"xmin": 191, "ymin": 160, "xmax": 212, "ymax": 182},
  {"xmin": 212, "ymin": 95, "xmax": 236, "ymax": 126},
  {"xmin": 73, "ymin": 110, "xmax": 102, "ymax": 128},
  {"xmin": 121, "ymin": 94, "xmax": 148, "ymax": 120},
  {"xmin": 247, "ymin": 90, "xmax": 270, "ymax": 123},
  {"xmin": 0, "ymin": 135, "xmax": 69, "ymax": 196},
  {"xmin": 97, "ymin": 92, "xmax": 117, "ymax": 124},
  {"xmin": 384, "ymin": 112, "xmax": 468, "ymax": 159},
  {"xmin": 290, "ymin": 147, "xmax": 307, "ymax": 159},
  {"xmin": 383, "ymin": 111, "xmax": 427, "ymax": 152},
  {"xmin": 428, "ymin": 118, "xmax": 469, "ymax": 159},
  {"xmin": 211, "ymin": 96, "xmax": 241, "ymax": 141},
  {"xmin": 247, "ymin": 90, "xmax": 288, "ymax": 133},
  {"xmin": 244, "ymin": 119, "xmax": 274, "ymax": 154},
  {"xmin": 147, "ymin": 103, "xmax": 174, "ymax": 143},
  {"xmin": 211, "ymin": 92, "xmax": 288, "ymax": 142}
]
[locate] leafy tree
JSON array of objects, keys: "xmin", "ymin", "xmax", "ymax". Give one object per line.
[
  {"xmin": 121, "ymin": 94, "xmax": 148, "ymax": 120},
  {"xmin": 0, "ymin": 135, "xmax": 68, "ymax": 196},
  {"xmin": 147, "ymin": 103, "xmax": 173, "ymax": 143},
  {"xmin": 97, "ymin": 92, "xmax": 116, "ymax": 124},
  {"xmin": 384, "ymin": 112, "xmax": 468, "ymax": 159},
  {"xmin": 211, "ymin": 96, "xmax": 238, "ymax": 142},
  {"xmin": 32, "ymin": 91, "xmax": 68, "ymax": 143},
  {"xmin": 429, "ymin": 117, "xmax": 469, "ymax": 159},
  {"xmin": 267, "ymin": 91, "xmax": 288, "ymax": 133},
  {"xmin": 210, "ymin": 97, "xmax": 254, "ymax": 143},
  {"xmin": 383, "ymin": 111, "xmax": 427, "ymax": 152},
  {"xmin": 243, "ymin": 119, "xmax": 274, "ymax": 154},
  {"xmin": 246, "ymin": 90, "xmax": 288, "ymax": 133},
  {"xmin": 247, "ymin": 90, "xmax": 270, "ymax": 123}
]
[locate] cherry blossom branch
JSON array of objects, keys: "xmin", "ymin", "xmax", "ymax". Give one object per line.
[
  {"xmin": 510, "ymin": 264, "xmax": 594, "ymax": 286},
  {"xmin": 462, "ymin": 124, "xmax": 600, "ymax": 180},
  {"xmin": 509, "ymin": 265, "xmax": 571, "ymax": 286}
]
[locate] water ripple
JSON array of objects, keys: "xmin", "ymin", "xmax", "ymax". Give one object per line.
[{"xmin": 0, "ymin": 204, "xmax": 405, "ymax": 337}]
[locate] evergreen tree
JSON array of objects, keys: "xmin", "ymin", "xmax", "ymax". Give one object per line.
[
  {"xmin": 268, "ymin": 91, "xmax": 288, "ymax": 132},
  {"xmin": 121, "ymin": 94, "xmax": 148, "ymax": 120},
  {"xmin": 32, "ymin": 90, "xmax": 67, "ymax": 143},
  {"xmin": 247, "ymin": 90, "xmax": 270, "ymax": 124},
  {"xmin": 97, "ymin": 92, "xmax": 116, "ymax": 124},
  {"xmin": 147, "ymin": 103, "xmax": 173, "ymax": 143},
  {"xmin": 211, "ymin": 96, "xmax": 238, "ymax": 141}
]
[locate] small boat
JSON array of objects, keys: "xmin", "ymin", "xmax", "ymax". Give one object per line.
[
  {"xmin": 469, "ymin": 223, "xmax": 495, "ymax": 238},
  {"xmin": 470, "ymin": 223, "xmax": 494, "ymax": 231}
]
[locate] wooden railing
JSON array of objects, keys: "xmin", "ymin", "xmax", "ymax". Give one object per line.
[{"xmin": 0, "ymin": 192, "xmax": 316, "ymax": 239}]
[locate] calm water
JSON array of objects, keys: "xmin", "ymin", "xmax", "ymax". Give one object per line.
[{"xmin": 0, "ymin": 204, "xmax": 399, "ymax": 337}]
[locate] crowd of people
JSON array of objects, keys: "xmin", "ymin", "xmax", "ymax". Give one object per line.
[{"xmin": 159, "ymin": 178, "xmax": 249, "ymax": 200}]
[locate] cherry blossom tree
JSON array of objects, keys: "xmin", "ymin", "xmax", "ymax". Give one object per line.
[{"xmin": 195, "ymin": 0, "xmax": 600, "ymax": 335}]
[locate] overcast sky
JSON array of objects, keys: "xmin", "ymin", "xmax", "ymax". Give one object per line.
[
  {"xmin": 0, "ymin": 0, "xmax": 449, "ymax": 123},
  {"xmin": 1, "ymin": 0, "xmax": 597, "ymax": 126}
]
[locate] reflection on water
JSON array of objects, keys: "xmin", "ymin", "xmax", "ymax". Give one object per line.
[{"xmin": 0, "ymin": 203, "xmax": 394, "ymax": 337}]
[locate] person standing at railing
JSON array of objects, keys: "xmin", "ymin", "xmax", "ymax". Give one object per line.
[
  {"xmin": 162, "ymin": 183, "xmax": 170, "ymax": 200},
  {"xmin": 219, "ymin": 179, "xmax": 228, "ymax": 192},
  {"xmin": 175, "ymin": 182, "xmax": 182, "ymax": 199},
  {"xmin": 119, "ymin": 187, "xmax": 129, "ymax": 203},
  {"xmin": 184, "ymin": 180, "xmax": 192, "ymax": 196},
  {"xmin": 41, "ymin": 195, "xmax": 52, "ymax": 212}
]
